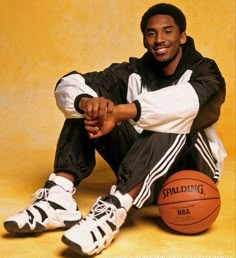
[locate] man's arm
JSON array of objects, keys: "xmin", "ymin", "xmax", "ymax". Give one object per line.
[
  {"xmin": 82, "ymin": 100, "xmax": 137, "ymax": 139},
  {"xmin": 134, "ymin": 59, "xmax": 225, "ymax": 134},
  {"xmin": 55, "ymin": 61, "xmax": 133, "ymax": 119},
  {"xmin": 79, "ymin": 96, "xmax": 115, "ymax": 119}
]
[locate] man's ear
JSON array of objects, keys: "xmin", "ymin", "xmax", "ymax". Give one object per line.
[
  {"xmin": 143, "ymin": 37, "xmax": 148, "ymax": 49},
  {"xmin": 180, "ymin": 32, "xmax": 187, "ymax": 44}
]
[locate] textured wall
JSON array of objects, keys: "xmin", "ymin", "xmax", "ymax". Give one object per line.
[{"xmin": 0, "ymin": 0, "xmax": 235, "ymax": 157}]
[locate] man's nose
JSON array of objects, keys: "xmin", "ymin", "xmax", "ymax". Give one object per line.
[{"xmin": 155, "ymin": 33, "xmax": 165, "ymax": 43}]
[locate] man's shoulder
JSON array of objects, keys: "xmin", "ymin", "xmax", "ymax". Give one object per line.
[{"xmin": 191, "ymin": 57, "xmax": 220, "ymax": 71}]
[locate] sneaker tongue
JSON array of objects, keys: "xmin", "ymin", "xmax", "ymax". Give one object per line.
[
  {"xmin": 43, "ymin": 180, "xmax": 57, "ymax": 189},
  {"xmin": 103, "ymin": 195, "xmax": 121, "ymax": 208},
  {"xmin": 54, "ymin": 176, "xmax": 74, "ymax": 191}
]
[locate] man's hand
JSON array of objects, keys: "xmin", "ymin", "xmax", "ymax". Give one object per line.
[
  {"xmin": 83, "ymin": 113, "xmax": 117, "ymax": 139},
  {"xmin": 79, "ymin": 96, "xmax": 138, "ymax": 139},
  {"xmin": 79, "ymin": 97, "xmax": 115, "ymax": 119}
]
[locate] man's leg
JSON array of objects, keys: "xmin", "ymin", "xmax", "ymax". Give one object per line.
[
  {"xmin": 3, "ymin": 119, "xmax": 94, "ymax": 234},
  {"xmin": 53, "ymin": 118, "xmax": 97, "ymax": 184},
  {"xmin": 131, "ymin": 131, "xmax": 219, "ymax": 209},
  {"xmin": 3, "ymin": 172, "xmax": 82, "ymax": 233},
  {"xmin": 3, "ymin": 119, "xmax": 139, "ymax": 234},
  {"xmin": 61, "ymin": 130, "xmax": 219, "ymax": 255},
  {"xmin": 61, "ymin": 131, "xmax": 188, "ymax": 255}
]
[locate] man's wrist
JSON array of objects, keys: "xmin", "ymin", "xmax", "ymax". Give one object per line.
[
  {"xmin": 113, "ymin": 103, "xmax": 138, "ymax": 123},
  {"xmin": 74, "ymin": 94, "xmax": 93, "ymax": 114}
]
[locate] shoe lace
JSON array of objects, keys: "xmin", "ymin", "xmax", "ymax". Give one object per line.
[
  {"xmin": 31, "ymin": 186, "xmax": 76, "ymax": 203},
  {"xmin": 89, "ymin": 199, "xmax": 115, "ymax": 220},
  {"xmin": 31, "ymin": 188, "xmax": 49, "ymax": 203},
  {"xmin": 71, "ymin": 187, "xmax": 76, "ymax": 195}
]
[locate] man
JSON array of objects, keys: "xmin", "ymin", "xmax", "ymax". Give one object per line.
[{"xmin": 4, "ymin": 3, "xmax": 226, "ymax": 256}]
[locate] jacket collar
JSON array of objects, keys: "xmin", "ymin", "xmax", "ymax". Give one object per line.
[{"xmin": 139, "ymin": 36, "xmax": 203, "ymax": 90}]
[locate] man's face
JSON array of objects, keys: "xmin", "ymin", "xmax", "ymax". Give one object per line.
[{"xmin": 143, "ymin": 14, "xmax": 186, "ymax": 63}]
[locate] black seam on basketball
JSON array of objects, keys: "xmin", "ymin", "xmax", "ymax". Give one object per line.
[
  {"xmin": 158, "ymin": 197, "xmax": 220, "ymax": 207},
  {"xmin": 162, "ymin": 177, "xmax": 219, "ymax": 191},
  {"xmin": 164, "ymin": 204, "xmax": 221, "ymax": 226}
]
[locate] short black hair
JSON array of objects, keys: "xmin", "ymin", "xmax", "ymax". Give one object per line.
[{"xmin": 140, "ymin": 3, "xmax": 186, "ymax": 34}]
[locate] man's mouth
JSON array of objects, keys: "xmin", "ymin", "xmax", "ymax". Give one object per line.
[{"xmin": 154, "ymin": 47, "xmax": 168, "ymax": 55}]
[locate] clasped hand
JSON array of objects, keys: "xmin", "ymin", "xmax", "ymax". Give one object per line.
[{"xmin": 79, "ymin": 97, "xmax": 119, "ymax": 139}]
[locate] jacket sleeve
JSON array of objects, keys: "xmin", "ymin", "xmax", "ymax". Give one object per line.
[
  {"xmin": 54, "ymin": 62, "xmax": 131, "ymax": 118},
  {"xmin": 135, "ymin": 59, "xmax": 226, "ymax": 133},
  {"xmin": 54, "ymin": 71, "xmax": 98, "ymax": 118}
]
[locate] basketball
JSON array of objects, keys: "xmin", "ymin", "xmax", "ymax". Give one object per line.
[{"xmin": 157, "ymin": 170, "xmax": 221, "ymax": 234}]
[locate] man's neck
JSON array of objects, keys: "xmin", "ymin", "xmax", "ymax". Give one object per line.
[{"xmin": 159, "ymin": 47, "xmax": 183, "ymax": 77}]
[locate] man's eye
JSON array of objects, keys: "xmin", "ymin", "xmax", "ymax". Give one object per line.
[{"xmin": 147, "ymin": 32, "xmax": 155, "ymax": 37}]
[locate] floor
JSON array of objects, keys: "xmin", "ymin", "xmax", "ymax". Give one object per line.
[{"xmin": 0, "ymin": 149, "xmax": 235, "ymax": 257}]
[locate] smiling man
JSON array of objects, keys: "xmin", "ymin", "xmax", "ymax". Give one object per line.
[
  {"xmin": 144, "ymin": 14, "xmax": 186, "ymax": 74},
  {"xmin": 4, "ymin": 3, "xmax": 226, "ymax": 256}
]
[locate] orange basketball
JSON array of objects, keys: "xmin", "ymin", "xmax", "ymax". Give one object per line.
[{"xmin": 157, "ymin": 170, "xmax": 221, "ymax": 234}]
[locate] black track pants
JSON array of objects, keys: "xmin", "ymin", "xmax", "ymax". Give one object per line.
[
  {"xmin": 54, "ymin": 119, "xmax": 219, "ymax": 208},
  {"xmin": 54, "ymin": 119, "xmax": 139, "ymax": 185}
]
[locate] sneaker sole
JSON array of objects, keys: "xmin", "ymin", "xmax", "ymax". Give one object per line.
[
  {"xmin": 62, "ymin": 235, "xmax": 87, "ymax": 255},
  {"xmin": 62, "ymin": 229, "xmax": 118, "ymax": 256},
  {"xmin": 4, "ymin": 220, "xmax": 81, "ymax": 234},
  {"xmin": 4, "ymin": 221, "xmax": 46, "ymax": 233}
]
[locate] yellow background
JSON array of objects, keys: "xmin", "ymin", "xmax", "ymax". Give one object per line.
[
  {"xmin": 0, "ymin": 1, "xmax": 235, "ymax": 257},
  {"xmin": 0, "ymin": 0, "xmax": 235, "ymax": 157}
]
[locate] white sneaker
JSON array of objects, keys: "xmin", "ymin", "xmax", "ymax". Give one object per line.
[
  {"xmin": 62, "ymin": 186, "xmax": 133, "ymax": 256},
  {"xmin": 4, "ymin": 174, "xmax": 82, "ymax": 233}
]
